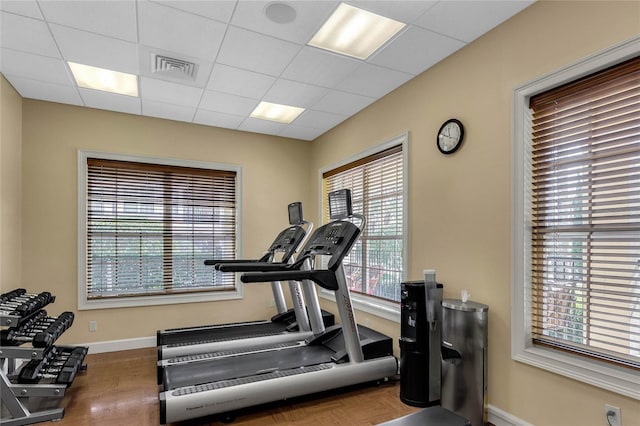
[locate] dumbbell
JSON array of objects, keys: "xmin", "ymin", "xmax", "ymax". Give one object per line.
[
  {"xmin": 0, "ymin": 311, "xmax": 49, "ymax": 344},
  {"xmin": 0, "ymin": 288, "xmax": 27, "ymax": 303},
  {"xmin": 18, "ymin": 346, "xmax": 87, "ymax": 384},
  {"xmin": 6, "ymin": 312, "xmax": 74, "ymax": 347},
  {"xmin": 17, "ymin": 347, "xmax": 59, "ymax": 383},
  {"xmin": 1, "ymin": 312, "xmax": 73, "ymax": 346},
  {"xmin": 0, "ymin": 292, "xmax": 46, "ymax": 309},
  {"xmin": 33, "ymin": 312, "xmax": 75, "ymax": 347},
  {"xmin": 2, "ymin": 292, "xmax": 53, "ymax": 317}
]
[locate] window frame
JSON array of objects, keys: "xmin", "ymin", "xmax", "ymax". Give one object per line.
[
  {"xmin": 77, "ymin": 150, "xmax": 243, "ymax": 310},
  {"xmin": 317, "ymin": 132, "xmax": 408, "ymax": 322},
  {"xmin": 511, "ymin": 36, "xmax": 640, "ymax": 399}
]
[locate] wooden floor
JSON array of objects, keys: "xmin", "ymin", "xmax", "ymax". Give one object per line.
[{"xmin": 52, "ymin": 348, "xmax": 420, "ymax": 425}]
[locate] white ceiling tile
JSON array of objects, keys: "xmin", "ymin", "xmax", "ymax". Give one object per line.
[
  {"xmin": 279, "ymin": 125, "xmax": 325, "ymax": 141},
  {"xmin": 199, "ymin": 90, "xmax": 259, "ymax": 116},
  {"xmin": 38, "ymin": 0, "xmax": 138, "ymax": 42},
  {"xmin": 79, "ymin": 88, "xmax": 142, "ymax": 115},
  {"xmin": 216, "ymin": 26, "xmax": 302, "ymax": 76},
  {"xmin": 207, "ymin": 64, "xmax": 276, "ymax": 99},
  {"xmin": 138, "ymin": 1, "xmax": 226, "ymax": 61},
  {"xmin": 238, "ymin": 117, "xmax": 287, "ymax": 136},
  {"xmin": 369, "ymin": 26, "xmax": 465, "ymax": 75},
  {"xmin": 336, "ymin": 63, "xmax": 414, "ymax": 98},
  {"xmin": 193, "ymin": 109, "xmax": 244, "ymax": 130},
  {"xmin": 3, "ymin": 74, "xmax": 82, "ymax": 105},
  {"xmin": 311, "ymin": 90, "xmax": 375, "ymax": 116},
  {"xmin": 264, "ymin": 79, "xmax": 328, "ymax": 108},
  {"xmin": 0, "ymin": 48, "xmax": 72, "ymax": 86},
  {"xmin": 141, "ymin": 77, "xmax": 204, "ymax": 107},
  {"xmin": 231, "ymin": 0, "xmax": 338, "ymax": 44},
  {"xmin": 50, "ymin": 24, "xmax": 139, "ymax": 74},
  {"xmin": 1, "ymin": 12, "xmax": 59, "ymax": 58},
  {"xmin": 294, "ymin": 109, "xmax": 347, "ymax": 130},
  {"xmin": 0, "ymin": 1, "xmax": 43, "ymax": 19},
  {"xmin": 142, "ymin": 99, "xmax": 196, "ymax": 122},
  {"xmin": 281, "ymin": 46, "xmax": 360, "ymax": 88},
  {"xmin": 150, "ymin": 0, "xmax": 237, "ymax": 23},
  {"xmin": 350, "ymin": 1, "xmax": 438, "ymax": 25},
  {"xmin": 414, "ymin": 1, "xmax": 535, "ymax": 43}
]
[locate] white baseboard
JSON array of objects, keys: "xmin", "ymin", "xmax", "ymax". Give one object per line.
[
  {"xmin": 78, "ymin": 336, "xmax": 156, "ymax": 354},
  {"xmin": 488, "ymin": 404, "xmax": 533, "ymax": 426}
]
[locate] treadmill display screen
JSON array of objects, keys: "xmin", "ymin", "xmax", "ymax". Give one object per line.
[
  {"xmin": 329, "ymin": 189, "xmax": 352, "ymax": 220},
  {"xmin": 288, "ymin": 202, "xmax": 303, "ymax": 225}
]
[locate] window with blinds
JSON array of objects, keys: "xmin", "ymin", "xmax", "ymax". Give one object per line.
[
  {"xmin": 528, "ymin": 56, "xmax": 640, "ymax": 369},
  {"xmin": 322, "ymin": 144, "xmax": 404, "ymax": 302},
  {"xmin": 85, "ymin": 158, "xmax": 237, "ymax": 300}
]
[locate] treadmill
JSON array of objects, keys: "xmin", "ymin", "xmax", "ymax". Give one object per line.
[
  {"xmin": 159, "ymin": 189, "xmax": 398, "ymax": 424},
  {"xmin": 156, "ymin": 202, "xmax": 333, "ymax": 360}
]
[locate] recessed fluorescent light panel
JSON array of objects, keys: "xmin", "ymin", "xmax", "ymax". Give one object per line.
[
  {"xmin": 308, "ymin": 3, "xmax": 405, "ymax": 60},
  {"xmin": 68, "ymin": 62, "xmax": 138, "ymax": 96},
  {"xmin": 250, "ymin": 101, "xmax": 305, "ymax": 124}
]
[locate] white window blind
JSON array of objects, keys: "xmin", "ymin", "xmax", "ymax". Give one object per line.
[
  {"xmin": 528, "ymin": 56, "xmax": 640, "ymax": 368},
  {"xmin": 322, "ymin": 145, "xmax": 404, "ymax": 302},
  {"xmin": 86, "ymin": 158, "xmax": 237, "ymax": 299}
]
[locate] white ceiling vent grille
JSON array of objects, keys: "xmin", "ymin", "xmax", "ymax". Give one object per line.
[{"xmin": 151, "ymin": 54, "xmax": 198, "ymax": 81}]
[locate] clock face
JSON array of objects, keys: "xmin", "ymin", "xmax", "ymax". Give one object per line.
[{"xmin": 437, "ymin": 119, "xmax": 464, "ymax": 154}]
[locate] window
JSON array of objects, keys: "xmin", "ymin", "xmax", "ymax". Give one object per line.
[
  {"xmin": 512, "ymin": 36, "xmax": 639, "ymax": 398},
  {"xmin": 78, "ymin": 152, "xmax": 241, "ymax": 309},
  {"xmin": 320, "ymin": 134, "xmax": 407, "ymax": 305}
]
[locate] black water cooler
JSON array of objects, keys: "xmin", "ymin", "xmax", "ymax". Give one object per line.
[
  {"xmin": 381, "ymin": 279, "xmax": 471, "ymax": 426},
  {"xmin": 399, "ymin": 280, "xmax": 442, "ymax": 407}
]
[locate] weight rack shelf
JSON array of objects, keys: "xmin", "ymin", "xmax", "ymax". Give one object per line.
[{"xmin": 0, "ymin": 288, "xmax": 88, "ymax": 426}]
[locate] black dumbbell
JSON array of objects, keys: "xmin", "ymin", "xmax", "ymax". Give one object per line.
[
  {"xmin": 33, "ymin": 312, "xmax": 75, "ymax": 347},
  {"xmin": 14, "ymin": 292, "xmax": 53, "ymax": 316},
  {"xmin": 0, "ymin": 288, "xmax": 27, "ymax": 303},
  {"xmin": 0, "ymin": 311, "xmax": 49, "ymax": 344},
  {"xmin": 0, "ymin": 293, "xmax": 46, "ymax": 313},
  {"xmin": 0, "ymin": 292, "xmax": 44, "ymax": 309}
]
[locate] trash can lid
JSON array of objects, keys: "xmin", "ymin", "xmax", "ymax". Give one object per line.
[{"xmin": 442, "ymin": 298, "xmax": 488, "ymax": 312}]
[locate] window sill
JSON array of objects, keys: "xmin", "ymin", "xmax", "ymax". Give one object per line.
[
  {"xmin": 512, "ymin": 343, "xmax": 639, "ymax": 399},
  {"xmin": 319, "ymin": 289, "xmax": 400, "ymax": 323},
  {"xmin": 78, "ymin": 287, "xmax": 243, "ymax": 310}
]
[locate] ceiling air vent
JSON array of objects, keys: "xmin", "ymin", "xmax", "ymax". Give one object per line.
[{"xmin": 151, "ymin": 54, "xmax": 198, "ymax": 81}]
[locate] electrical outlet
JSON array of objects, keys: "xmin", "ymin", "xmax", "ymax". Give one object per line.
[
  {"xmin": 89, "ymin": 320, "xmax": 97, "ymax": 332},
  {"xmin": 605, "ymin": 404, "xmax": 621, "ymax": 426}
]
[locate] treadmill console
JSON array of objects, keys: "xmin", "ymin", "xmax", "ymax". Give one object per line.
[
  {"xmin": 302, "ymin": 221, "xmax": 360, "ymax": 272},
  {"xmin": 266, "ymin": 225, "xmax": 307, "ymax": 263}
]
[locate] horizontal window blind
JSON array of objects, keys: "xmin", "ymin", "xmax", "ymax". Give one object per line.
[
  {"xmin": 529, "ymin": 56, "xmax": 640, "ymax": 368},
  {"xmin": 323, "ymin": 145, "xmax": 403, "ymax": 302},
  {"xmin": 86, "ymin": 158, "xmax": 237, "ymax": 299}
]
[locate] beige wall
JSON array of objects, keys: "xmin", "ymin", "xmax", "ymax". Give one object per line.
[
  {"xmin": 20, "ymin": 100, "xmax": 313, "ymax": 345},
  {"xmin": 0, "ymin": 75, "xmax": 22, "ymax": 291},
  {"xmin": 311, "ymin": 1, "xmax": 639, "ymax": 425}
]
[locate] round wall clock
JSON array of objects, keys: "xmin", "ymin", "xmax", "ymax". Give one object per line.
[{"xmin": 436, "ymin": 119, "xmax": 464, "ymax": 155}]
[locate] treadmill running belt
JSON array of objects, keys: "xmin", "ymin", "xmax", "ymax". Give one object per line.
[
  {"xmin": 160, "ymin": 321, "xmax": 288, "ymax": 346},
  {"xmin": 163, "ymin": 344, "xmax": 336, "ymax": 390}
]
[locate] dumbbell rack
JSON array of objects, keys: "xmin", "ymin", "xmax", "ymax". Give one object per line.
[{"xmin": 0, "ymin": 288, "xmax": 88, "ymax": 425}]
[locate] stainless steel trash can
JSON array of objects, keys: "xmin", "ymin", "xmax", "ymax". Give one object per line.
[{"xmin": 441, "ymin": 299, "xmax": 488, "ymax": 426}]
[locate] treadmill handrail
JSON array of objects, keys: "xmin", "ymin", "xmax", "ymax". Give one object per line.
[
  {"xmin": 217, "ymin": 262, "xmax": 296, "ymax": 273},
  {"xmin": 204, "ymin": 252, "xmax": 271, "ymax": 267},
  {"xmin": 242, "ymin": 270, "xmax": 339, "ymax": 291}
]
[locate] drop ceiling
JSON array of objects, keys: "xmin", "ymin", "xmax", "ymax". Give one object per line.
[{"xmin": 0, "ymin": 0, "xmax": 534, "ymax": 141}]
